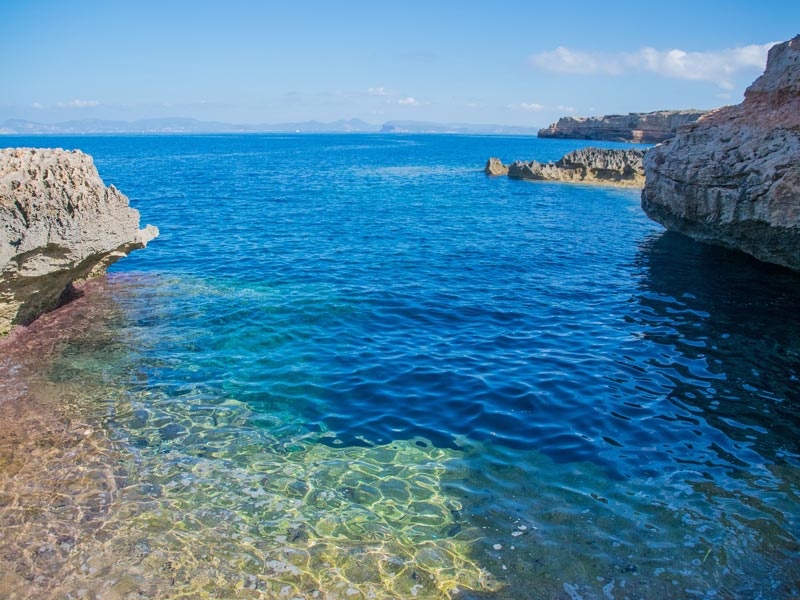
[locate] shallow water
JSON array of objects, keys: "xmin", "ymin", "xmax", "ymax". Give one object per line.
[{"xmin": 1, "ymin": 134, "xmax": 799, "ymax": 599}]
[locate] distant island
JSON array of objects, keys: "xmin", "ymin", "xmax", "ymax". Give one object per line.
[
  {"xmin": 0, "ymin": 117, "xmax": 540, "ymax": 136},
  {"xmin": 538, "ymin": 110, "xmax": 707, "ymax": 143}
]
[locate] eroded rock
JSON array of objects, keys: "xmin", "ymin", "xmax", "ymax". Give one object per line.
[
  {"xmin": 484, "ymin": 157, "xmax": 509, "ymax": 176},
  {"xmin": 502, "ymin": 148, "xmax": 645, "ymax": 188},
  {"xmin": 0, "ymin": 148, "xmax": 158, "ymax": 333},
  {"xmin": 641, "ymin": 35, "xmax": 800, "ymax": 271}
]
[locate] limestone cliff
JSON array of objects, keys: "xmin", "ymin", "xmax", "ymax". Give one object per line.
[
  {"xmin": 0, "ymin": 148, "xmax": 158, "ymax": 334},
  {"xmin": 538, "ymin": 110, "xmax": 707, "ymax": 144},
  {"xmin": 489, "ymin": 148, "xmax": 645, "ymax": 188},
  {"xmin": 641, "ymin": 35, "xmax": 800, "ymax": 271}
]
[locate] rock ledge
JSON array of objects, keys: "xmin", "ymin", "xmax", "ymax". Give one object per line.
[
  {"xmin": 1, "ymin": 148, "xmax": 158, "ymax": 333},
  {"xmin": 487, "ymin": 148, "xmax": 645, "ymax": 188}
]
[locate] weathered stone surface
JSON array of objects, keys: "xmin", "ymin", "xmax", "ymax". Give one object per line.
[
  {"xmin": 501, "ymin": 148, "xmax": 645, "ymax": 188},
  {"xmin": 538, "ymin": 110, "xmax": 707, "ymax": 144},
  {"xmin": 0, "ymin": 148, "xmax": 158, "ymax": 333},
  {"xmin": 642, "ymin": 35, "xmax": 800, "ymax": 271},
  {"xmin": 484, "ymin": 157, "xmax": 509, "ymax": 176}
]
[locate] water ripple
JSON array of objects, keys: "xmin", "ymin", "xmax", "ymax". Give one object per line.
[{"xmin": 0, "ymin": 134, "xmax": 797, "ymax": 598}]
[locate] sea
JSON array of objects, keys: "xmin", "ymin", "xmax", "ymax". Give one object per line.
[{"xmin": 0, "ymin": 133, "xmax": 798, "ymax": 600}]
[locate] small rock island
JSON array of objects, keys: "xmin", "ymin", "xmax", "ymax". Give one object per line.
[
  {"xmin": 0, "ymin": 148, "xmax": 158, "ymax": 334},
  {"xmin": 642, "ymin": 35, "xmax": 800, "ymax": 271},
  {"xmin": 486, "ymin": 148, "xmax": 645, "ymax": 188}
]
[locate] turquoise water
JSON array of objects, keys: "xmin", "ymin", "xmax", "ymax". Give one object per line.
[{"xmin": 1, "ymin": 134, "xmax": 799, "ymax": 599}]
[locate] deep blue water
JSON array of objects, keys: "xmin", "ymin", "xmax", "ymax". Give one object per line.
[{"xmin": 3, "ymin": 134, "xmax": 800, "ymax": 599}]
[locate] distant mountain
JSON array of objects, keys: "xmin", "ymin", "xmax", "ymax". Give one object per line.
[
  {"xmin": 0, "ymin": 117, "xmax": 248, "ymax": 134},
  {"xmin": 380, "ymin": 120, "xmax": 540, "ymax": 135},
  {"xmin": 258, "ymin": 119, "xmax": 378, "ymax": 133},
  {"xmin": 0, "ymin": 117, "xmax": 378, "ymax": 135},
  {"xmin": 0, "ymin": 117, "xmax": 538, "ymax": 136}
]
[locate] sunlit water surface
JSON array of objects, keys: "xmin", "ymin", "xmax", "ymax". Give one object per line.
[{"xmin": 0, "ymin": 134, "xmax": 798, "ymax": 599}]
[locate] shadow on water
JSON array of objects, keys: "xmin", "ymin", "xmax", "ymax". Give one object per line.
[
  {"xmin": 633, "ymin": 231, "xmax": 800, "ymax": 467},
  {"xmin": 453, "ymin": 232, "xmax": 800, "ymax": 600},
  {"xmin": 310, "ymin": 228, "xmax": 800, "ymax": 486}
]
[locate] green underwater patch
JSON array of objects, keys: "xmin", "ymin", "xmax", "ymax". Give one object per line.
[{"xmin": 68, "ymin": 393, "xmax": 502, "ymax": 599}]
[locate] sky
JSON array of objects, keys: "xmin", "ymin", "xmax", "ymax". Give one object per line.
[{"xmin": 1, "ymin": 0, "xmax": 797, "ymax": 127}]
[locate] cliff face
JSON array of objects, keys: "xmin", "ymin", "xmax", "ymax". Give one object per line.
[
  {"xmin": 538, "ymin": 110, "xmax": 707, "ymax": 144},
  {"xmin": 642, "ymin": 35, "xmax": 800, "ymax": 271},
  {"xmin": 491, "ymin": 148, "xmax": 645, "ymax": 188},
  {"xmin": 0, "ymin": 148, "xmax": 158, "ymax": 334}
]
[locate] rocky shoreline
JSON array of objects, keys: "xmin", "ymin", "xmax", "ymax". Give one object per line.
[
  {"xmin": 0, "ymin": 276, "xmax": 131, "ymax": 597},
  {"xmin": 0, "ymin": 148, "xmax": 158, "ymax": 334},
  {"xmin": 642, "ymin": 35, "xmax": 800, "ymax": 271},
  {"xmin": 538, "ymin": 110, "xmax": 706, "ymax": 144},
  {"xmin": 486, "ymin": 148, "xmax": 645, "ymax": 188}
]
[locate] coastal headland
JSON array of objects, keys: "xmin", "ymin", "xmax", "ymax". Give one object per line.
[{"xmin": 538, "ymin": 110, "xmax": 707, "ymax": 143}]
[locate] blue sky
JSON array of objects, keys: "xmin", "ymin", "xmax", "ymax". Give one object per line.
[{"xmin": 1, "ymin": 0, "xmax": 796, "ymax": 126}]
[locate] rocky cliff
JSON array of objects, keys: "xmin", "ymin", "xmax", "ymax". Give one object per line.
[
  {"xmin": 488, "ymin": 148, "xmax": 645, "ymax": 187},
  {"xmin": 0, "ymin": 148, "xmax": 158, "ymax": 334},
  {"xmin": 538, "ymin": 110, "xmax": 707, "ymax": 144},
  {"xmin": 642, "ymin": 35, "xmax": 800, "ymax": 271}
]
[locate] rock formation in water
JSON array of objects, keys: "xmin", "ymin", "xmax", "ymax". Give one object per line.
[
  {"xmin": 0, "ymin": 148, "xmax": 158, "ymax": 334},
  {"xmin": 538, "ymin": 110, "xmax": 707, "ymax": 144},
  {"xmin": 484, "ymin": 157, "xmax": 509, "ymax": 176},
  {"xmin": 642, "ymin": 35, "xmax": 800, "ymax": 271},
  {"xmin": 488, "ymin": 148, "xmax": 645, "ymax": 187}
]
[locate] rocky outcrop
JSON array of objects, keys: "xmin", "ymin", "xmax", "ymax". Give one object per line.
[
  {"xmin": 490, "ymin": 148, "xmax": 645, "ymax": 187},
  {"xmin": 538, "ymin": 110, "xmax": 707, "ymax": 144},
  {"xmin": 0, "ymin": 148, "xmax": 158, "ymax": 334},
  {"xmin": 642, "ymin": 35, "xmax": 800, "ymax": 271},
  {"xmin": 484, "ymin": 157, "xmax": 509, "ymax": 176}
]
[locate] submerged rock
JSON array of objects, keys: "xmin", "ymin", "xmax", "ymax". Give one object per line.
[
  {"xmin": 502, "ymin": 148, "xmax": 645, "ymax": 188},
  {"xmin": 642, "ymin": 35, "xmax": 800, "ymax": 271},
  {"xmin": 538, "ymin": 110, "xmax": 706, "ymax": 144},
  {"xmin": 0, "ymin": 148, "xmax": 158, "ymax": 334}
]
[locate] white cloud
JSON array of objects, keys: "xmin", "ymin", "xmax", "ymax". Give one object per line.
[
  {"xmin": 31, "ymin": 102, "xmax": 43, "ymax": 109},
  {"xmin": 397, "ymin": 96, "xmax": 418, "ymax": 106},
  {"xmin": 529, "ymin": 42, "xmax": 777, "ymax": 88},
  {"xmin": 531, "ymin": 47, "xmax": 620, "ymax": 75},
  {"xmin": 57, "ymin": 99, "xmax": 101, "ymax": 108},
  {"xmin": 630, "ymin": 44, "xmax": 776, "ymax": 89},
  {"xmin": 557, "ymin": 104, "xmax": 576, "ymax": 113},
  {"xmin": 368, "ymin": 87, "xmax": 389, "ymax": 96},
  {"xmin": 509, "ymin": 102, "xmax": 545, "ymax": 112}
]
